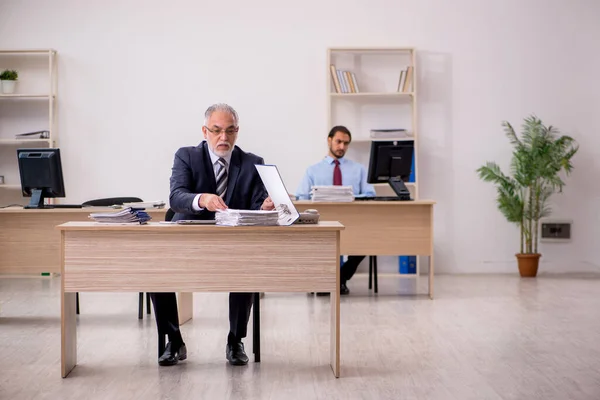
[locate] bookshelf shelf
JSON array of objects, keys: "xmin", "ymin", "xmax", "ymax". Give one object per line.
[
  {"xmin": 329, "ymin": 47, "xmax": 415, "ymax": 55},
  {"xmin": 0, "ymin": 138, "xmax": 52, "ymax": 145},
  {"xmin": 0, "ymin": 94, "xmax": 54, "ymax": 99},
  {"xmin": 351, "ymin": 137, "xmax": 414, "ymax": 143},
  {"xmin": 330, "ymin": 92, "xmax": 414, "ymax": 98},
  {"xmin": 0, "ymin": 49, "xmax": 56, "ymax": 55}
]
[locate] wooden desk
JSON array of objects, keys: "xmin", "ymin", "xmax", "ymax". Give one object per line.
[
  {"xmin": 0, "ymin": 207, "xmax": 165, "ymax": 274},
  {"xmin": 56, "ymin": 221, "xmax": 343, "ymax": 378},
  {"xmin": 294, "ymin": 200, "xmax": 435, "ymax": 298}
]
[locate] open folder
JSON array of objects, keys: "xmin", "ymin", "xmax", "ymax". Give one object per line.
[{"xmin": 254, "ymin": 164, "xmax": 300, "ymax": 226}]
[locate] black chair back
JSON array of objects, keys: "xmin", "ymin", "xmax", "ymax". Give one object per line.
[
  {"xmin": 165, "ymin": 208, "xmax": 175, "ymax": 222},
  {"xmin": 82, "ymin": 197, "xmax": 143, "ymax": 207}
]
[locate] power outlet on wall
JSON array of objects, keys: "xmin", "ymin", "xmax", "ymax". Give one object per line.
[{"xmin": 540, "ymin": 219, "xmax": 572, "ymax": 242}]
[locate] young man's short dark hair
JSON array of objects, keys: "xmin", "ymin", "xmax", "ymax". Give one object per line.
[{"xmin": 327, "ymin": 125, "xmax": 352, "ymax": 141}]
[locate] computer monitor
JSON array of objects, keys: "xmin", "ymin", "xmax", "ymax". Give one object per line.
[
  {"xmin": 17, "ymin": 148, "xmax": 66, "ymax": 209},
  {"xmin": 367, "ymin": 140, "xmax": 414, "ymax": 184}
]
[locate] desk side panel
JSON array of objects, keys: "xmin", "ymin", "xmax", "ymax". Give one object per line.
[
  {"xmin": 63, "ymin": 230, "xmax": 337, "ymax": 292},
  {"xmin": 0, "ymin": 212, "xmax": 64, "ymax": 274},
  {"xmin": 295, "ymin": 203, "xmax": 433, "ymax": 255},
  {"xmin": 0, "ymin": 209, "xmax": 163, "ymax": 274}
]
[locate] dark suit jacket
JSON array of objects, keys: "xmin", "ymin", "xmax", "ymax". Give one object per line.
[{"xmin": 169, "ymin": 141, "xmax": 268, "ymax": 221}]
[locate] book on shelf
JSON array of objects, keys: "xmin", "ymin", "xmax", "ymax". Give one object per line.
[
  {"xmin": 397, "ymin": 66, "xmax": 413, "ymax": 93},
  {"xmin": 330, "ymin": 63, "xmax": 413, "ymax": 94},
  {"xmin": 330, "ymin": 64, "xmax": 359, "ymax": 93}
]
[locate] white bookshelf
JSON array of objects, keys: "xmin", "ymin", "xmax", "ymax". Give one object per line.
[
  {"xmin": 327, "ymin": 46, "xmax": 420, "ymax": 278},
  {"xmin": 327, "ymin": 46, "xmax": 419, "ymax": 199},
  {"xmin": 0, "ymin": 49, "xmax": 57, "ymax": 205}
]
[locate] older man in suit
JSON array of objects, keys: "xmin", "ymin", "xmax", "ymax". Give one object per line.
[{"xmin": 150, "ymin": 103, "xmax": 275, "ymax": 367}]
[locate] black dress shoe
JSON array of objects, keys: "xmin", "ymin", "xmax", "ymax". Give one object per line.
[
  {"xmin": 341, "ymin": 283, "xmax": 349, "ymax": 295},
  {"xmin": 226, "ymin": 342, "xmax": 249, "ymax": 366},
  {"xmin": 158, "ymin": 342, "xmax": 187, "ymax": 366}
]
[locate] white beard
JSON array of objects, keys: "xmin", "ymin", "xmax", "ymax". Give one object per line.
[{"xmin": 210, "ymin": 143, "xmax": 232, "ymax": 158}]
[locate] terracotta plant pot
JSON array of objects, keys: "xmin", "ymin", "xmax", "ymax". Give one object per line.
[{"xmin": 516, "ymin": 253, "xmax": 541, "ymax": 277}]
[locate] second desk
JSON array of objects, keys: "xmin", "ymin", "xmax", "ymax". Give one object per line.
[{"xmin": 294, "ymin": 200, "xmax": 435, "ymax": 298}]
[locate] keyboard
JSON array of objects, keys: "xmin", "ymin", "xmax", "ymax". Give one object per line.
[
  {"xmin": 354, "ymin": 196, "xmax": 411, "ymax": 201},
  {"xmin": 49, "ymin": 204, "xmax": 83, "ymax": 208}
]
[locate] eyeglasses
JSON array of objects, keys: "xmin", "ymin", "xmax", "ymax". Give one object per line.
[{"xmin": 204, "ymin": 126, "xmax": 239, "ymax": 137}]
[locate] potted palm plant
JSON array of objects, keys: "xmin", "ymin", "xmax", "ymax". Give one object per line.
[
  {"xmin": 477, "ymin": 115, "xmax": 578, "ymax": 277},
  {"xmin": 0, "ymin": 69, "xmax": 18, "ymax": 94}
]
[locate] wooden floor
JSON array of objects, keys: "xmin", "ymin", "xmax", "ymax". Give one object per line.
[{"xmin": 1, "ymin": 273, "xmax": 599, "ymax": 400}]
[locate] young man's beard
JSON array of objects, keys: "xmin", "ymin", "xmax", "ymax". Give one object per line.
[{"xmin": 331, "ymin": 148, "xmax": 345, "ymax": 158}]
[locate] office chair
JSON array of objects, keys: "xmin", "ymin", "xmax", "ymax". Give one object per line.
[
  {"xmin": 75, "ymin": 196, "xmax": 147, "ymax": 317},
  {"xmin": 165, "ymin": 207, "xmax": 175, "ymax": 222},
  {"xmin": 368, "ymin": 256, "xmax": 379, "ymax": 293}
]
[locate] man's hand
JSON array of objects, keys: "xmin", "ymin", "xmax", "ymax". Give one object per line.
[
  {"xmin": 260, "ymin": 194, "xmax": 296, "ymax": 210},
  {"xmin": 261, "ymin": 196, "xmax": 275, "ymax": 210},
  {"xmin": 199, "ymin": 194, "xmax": 228, "ymax": 211}
]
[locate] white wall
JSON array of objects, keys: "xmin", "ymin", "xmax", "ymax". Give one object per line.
[{"xmin": 1, "ymin": 0, "xmax": 599, "ymax": 274}]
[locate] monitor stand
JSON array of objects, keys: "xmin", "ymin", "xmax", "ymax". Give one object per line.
[
  {"xmin": 23, "ymin": 189, "xmax": 82, "ymax": 209},
  {"xmin": 24, "ymin": 189, "xmax": 47, "ymax": 209},
  {"xmin": 388, "ymin": 177, "xmax": 411, "ymax": 200}
]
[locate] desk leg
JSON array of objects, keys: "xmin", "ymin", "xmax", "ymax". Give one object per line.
[
  {"xmin": 330, "ymin": 236, "xmax": 341, "ymax": 378},
  {"xmin": 61, "ymin": 291, "xmax": 77, "ymax": 378},
  {"xmin": 429, "ymin": 254, "xmax": 434, "ymax": 299},
  {"xmin": 429, "ymin": 207, "xmax": 435, "ymax": 300},
  {"xmin": 330, "ymin": 287, "xmax": 340, "ymax": 377},
  {"xmin": 177, "ymin": 292, "xmax": 193, "ymax": 325}
]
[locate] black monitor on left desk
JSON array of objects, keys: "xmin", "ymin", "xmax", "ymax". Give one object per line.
[
  {"xmin": 17, "ymin": 148, "xmax": 66, "ymax": 209},
  {"xmin": 367, "ymin": 140, "xmax": 414, "ymax": 184}
]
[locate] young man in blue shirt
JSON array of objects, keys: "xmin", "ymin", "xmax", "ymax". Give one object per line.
[{"xmin": 296, "ymin": 126, "xmax": 375, "ymax": 295}]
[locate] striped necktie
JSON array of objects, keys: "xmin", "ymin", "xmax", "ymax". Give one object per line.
[{"xmin": 216, "ymin": 158, "xmax": 227, "ymax": 198}]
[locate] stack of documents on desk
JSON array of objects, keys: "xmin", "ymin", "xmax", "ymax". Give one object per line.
[
  {"xmin": 88, "ymin": 207, "xmax": 152, "ymax": 224},
  {"xmin": 215, "ymin": 209, "xmax": 280, "ymax": 226},
  {"xmin": 121, "ymin": 200, "xmax": 166, "ymax": 209},
  {"xmin": 369, "ymin": 128, "xmax": 410, "ymax": 139},
  {"xmin": 310, "ymin": 185, "xmax": 354, "ymax": 202}
]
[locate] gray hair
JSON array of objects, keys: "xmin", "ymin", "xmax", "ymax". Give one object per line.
[{"xmin": 204, "ymin": 103, "xmax": 239, "ymax": 126}]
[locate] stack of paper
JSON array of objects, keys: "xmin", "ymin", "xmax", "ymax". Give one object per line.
[
  {"xmin": 369, "ymin": 129, "xmax": 410, "ymax": 139},
  {"xmin": 215, "ymin": 209, "xmax": 280, "ymax": 226},
  {"xmin": 121, "ymin": 200, "xmax": 166, "ymax": 209},
  {"xmin": 310, "ymin": 186, "xmax": 354, "ymax": 202},
  {"xmin": 88, "ymin": 207, "xmax": 152, "ymax": 224}
]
